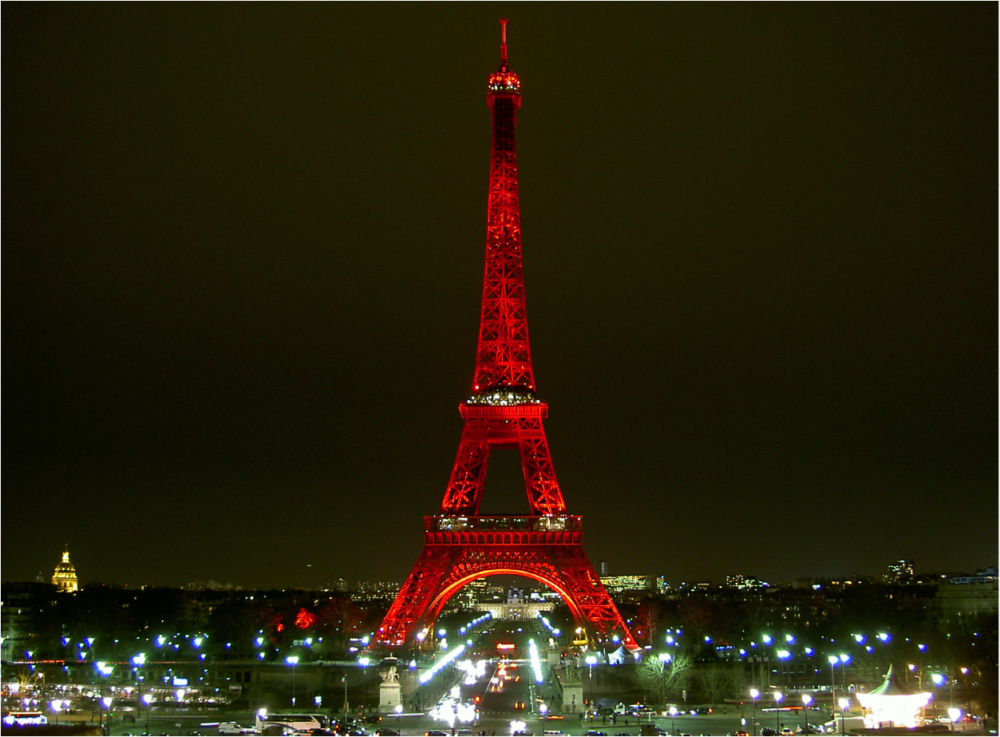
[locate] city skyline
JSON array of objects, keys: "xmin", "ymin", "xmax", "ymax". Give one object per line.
[{"xmin": 4, "ymin": 5, "xmax": 997, "ymax": 590}]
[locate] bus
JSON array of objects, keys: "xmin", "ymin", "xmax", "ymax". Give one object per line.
[
  {"xmin": 255, "ymin": 712, "xmax": 327, "ymax": 734},
  {"xmin": 2, "ymin": 711, "xmax": 48, "ymax": 727}
]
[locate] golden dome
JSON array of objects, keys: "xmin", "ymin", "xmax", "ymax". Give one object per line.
[{"xmin": 52, "ymin": 546, "xmax": 78, "ymax": 593}]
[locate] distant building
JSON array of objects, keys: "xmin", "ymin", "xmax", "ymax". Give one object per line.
[
  {"xmin": 948, "ymin": 567, "xmax": 997, "ymax": 585},
  {"xmin": 935, "ymin": 567, "xmax": 998, "ymax": 623},
  {"xmin": 599, "ymin": 575, "xmax": 654, "ymax": 594},
  {"xmin": 654, "ymin": 576, "xmax": 672, "ymax": 595},
  {"xmin": 473, "ymin": 588, "xmax": 555, "ymax": 620},
  {"xmin": 354, "ymin": 580, "xmax": 401, "ymax": 603},
  {"xmin": 884, "ymin": 559, "xmax": 915, "ymax": 584},
  {"xmin": 51, "ymin": 546, "xmax": 79, "ymax": 593},
  {"xmin": 727, "ymin": 575, "xmax": 767, "ymax": 590}
]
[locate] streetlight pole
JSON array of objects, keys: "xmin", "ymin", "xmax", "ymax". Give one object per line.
[
  {"xmin": 828, "ymin": 655, "xmax": 838, "ymax": 717},
  {"xmin": 102, "ymin": 696, "xmax": 113, "ymax": 737},
  {"xmin": 838, "ymin": 697, "xmax": 849, "ymax": 736},
  {"xmin": 668, "ymin": 706, "xmax": 677, "ymax": 735},
  {"xmin": 585, "ymin": 655, "xmax": 597, "ymax": 707},
  {"xmin": 801, "ymin": 694, "xmax": 812, "ymax": 735},
  {"xmin": 750, "ymin": 688, "xmax": 759, "ymax": 737},
  {"xmin": 774, "ymin": 691, "xmax": 783, "ymax": 735},
  {"xmin": 143, "ymin": 693, "xmax": 152, "ymax": 735},
  {"xmin": 286, "ymin": 656, "xmax": 299, "ymax": 708}
]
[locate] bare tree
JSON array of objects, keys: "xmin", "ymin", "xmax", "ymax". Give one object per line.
[{"xmin": 636, "ymin": 652, "xmax": 693, "ymax": 707}]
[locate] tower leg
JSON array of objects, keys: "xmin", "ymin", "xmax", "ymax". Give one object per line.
[
  {"xmin": 441, "ymin": 420, "xmax": 491, "ymax": 515},
  {"xmin": 516, "ymin": 417, "xmax": 566, "ymax": 516}
]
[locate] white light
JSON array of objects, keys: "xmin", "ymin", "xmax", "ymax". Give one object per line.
[
  {"xmin": 419, "ymin": 643, "xmax": 466, "ymax": 684},
  {"xmin": 528, "ymin": 640, "xmax": 544, "ymax": 683}
]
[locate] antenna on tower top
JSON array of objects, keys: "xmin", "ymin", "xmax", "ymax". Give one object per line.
[{"xmin": 500, "ymin": 19, "xmax": 508, "ymax": 65}]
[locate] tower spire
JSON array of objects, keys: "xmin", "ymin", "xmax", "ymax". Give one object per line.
[{"xmin": 500, "ymin": 18, "xmax": 508, "ymax": 68}]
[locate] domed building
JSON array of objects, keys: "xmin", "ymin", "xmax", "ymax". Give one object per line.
[{"xmin": 51, "ymin": 546, "xmax": 78, "ymax": 593}]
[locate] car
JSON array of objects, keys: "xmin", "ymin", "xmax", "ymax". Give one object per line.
[
  {"xmin": 424, "ymin": 732, "xmax": 448, "ymax": 736},
  {"xmin": 374, "ymin": 731, "xmax": 399, "ymax": 736}
]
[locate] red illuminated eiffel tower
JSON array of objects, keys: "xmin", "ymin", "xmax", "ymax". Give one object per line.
[{"xmin": 372, "ymin": 21, "xmax": 637, "ymax": 652}]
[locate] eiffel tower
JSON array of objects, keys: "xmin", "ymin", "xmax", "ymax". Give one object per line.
[{"xmin": 372, "ymin": 21, "xmax": 637, "ymax": 652}]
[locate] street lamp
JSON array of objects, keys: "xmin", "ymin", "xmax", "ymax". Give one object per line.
[
  {"xmin": 102, "ymin": 696, "xmax": 113, "ymax": 737},
  {"xmin": 142, "ymin": 692, "xmax": 152, "ymax": 735},
  {"xmin": 828, "ymin": 655, "xmax": 838, "ymax": 710},
  {"xmin": 286, "ymin": 656, "xmax": 299, "ymax": 708},
  {"xmin": 585, "ymin": 655, "xmax": 597, "ymax": 703},
  {"xmin": 750, "ymin": 688, "xmax": 759, "ymax": 736},
  {"xmin": 947, "ymin": 708, "xmax": 961, "ymax": 735},
  {"xmin": 669, "ymin": 706, "xmax": 678, "ymax": 734},
  {"xmin": 776, "ymin": 650, "xmax": 791, "ymax": 688},
  {"xmin": 343, "ymin": 674, "xmax": 349, "ymax": 718},
  {"xmin": 658, "ymin": 653, "xmax": 672, "ymax": 708},
  {"xmin": 801, "ymin": 694, "xmax": 812, "ymax": 735},
  {"xmin": 839, "ymin": 654, "xmax": 850, "ymax": 695},
  {"xmin": 50, "ymin": 700, "xmax": 62, "ymax": 726},
  {"xmin": 838, "ymin": 697, "xmax": 849, "ymax": 736},
  {"xmin": 774, "ymin": 692, "xmax": 783, "ymax": 734},
  {"xmin": 395, "ymin": 703, "xmax": 402, "ymax": 725}
]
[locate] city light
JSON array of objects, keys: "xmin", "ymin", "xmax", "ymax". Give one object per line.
[
  {"xmin": 528, "ymin": 639, "xmax": 544, "ymax": 683},
  {"xmin": 419, "ymin": 642, "xmax": 466, "ymax": 684}
]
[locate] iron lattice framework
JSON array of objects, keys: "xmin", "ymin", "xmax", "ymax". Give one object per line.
[{"xmin": 372, "ymin": 21, "xmax": 637, "ymax": 652}]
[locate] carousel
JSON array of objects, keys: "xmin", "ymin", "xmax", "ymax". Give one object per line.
[{"xmin": 856, "ymin": 663, "xmax": 932, "ymax": 729}]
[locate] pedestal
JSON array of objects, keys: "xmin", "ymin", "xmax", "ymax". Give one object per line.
[
  {"xmin": 563, "ymin": 684, "xmax": 583, "ymax": 716},
  {"xmin": 379, "ymin": 682, "xmax": 401, "ymax": 714}
]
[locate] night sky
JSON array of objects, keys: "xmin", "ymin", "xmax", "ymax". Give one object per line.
[{"xmin": 4, "ymin": 4, "xmax": 996, "ymax": 591}]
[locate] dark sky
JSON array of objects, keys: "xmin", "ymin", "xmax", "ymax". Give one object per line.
[{"xmin": 4, "ymin": 4, "xmax": 996, "ymax": 591}]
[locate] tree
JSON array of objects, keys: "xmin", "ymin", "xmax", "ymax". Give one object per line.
[
  {"xmin": 633, "ymin": 597, "xmax": 667, "ymax": 647},
  {"xmin": 696, "ymin": 664, "xmax": 740, "ymax": 705},
  {"xmin": 636, "ymin": 652, "xmax": 692, "ymax": 706}
]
